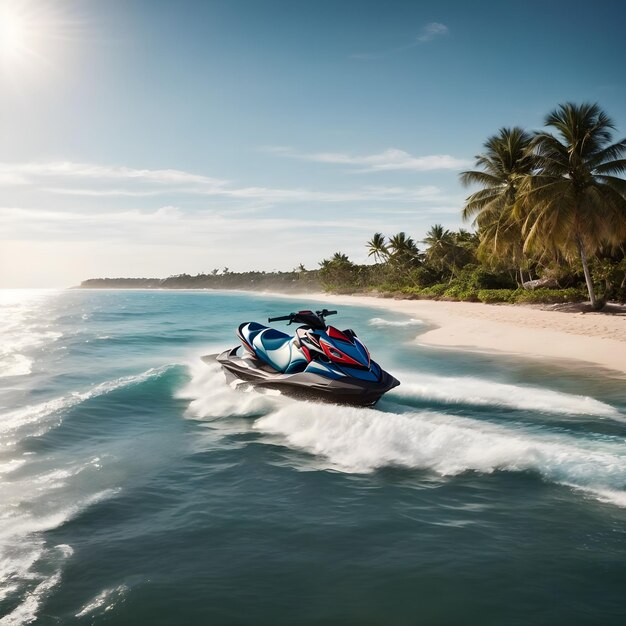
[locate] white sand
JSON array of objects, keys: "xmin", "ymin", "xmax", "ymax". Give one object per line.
[{"xmin": 277, "ymin": 293, "xmax": 626, "ymax": 377}]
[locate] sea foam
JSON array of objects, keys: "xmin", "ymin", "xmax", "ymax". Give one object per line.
[
  {"xmin": 74, "ymin": 584, "xmax": 129, "ymax": 618},
  {"xmin": 253, "ymin": 402, "xmax": 626, "ymax": 507},
  {"xmin": 0, "ymin": 491, "xmax": 117, "ymax": 626},
  {"xmin": 177, "ymin": 359, "xmax": 281, "ymax": 420},
  {"xmin": 390, "ymin": 372, "xmax": 621, "ymax": 417},
  {"xmin": 369, "ymin": 317, "xmax": 423, "ymax": 327}
]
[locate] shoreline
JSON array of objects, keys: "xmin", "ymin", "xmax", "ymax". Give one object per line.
[
  {"xmin": 272, "ymin": 291, "xmax": 626, "ymax": 378},
  {"xmin": 73, "ymin": 287, "xmax": 626, "ymax": 377}
]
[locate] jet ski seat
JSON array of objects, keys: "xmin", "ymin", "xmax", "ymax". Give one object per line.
[
  {"xmin": 254, "ymin": 328, "xmax": 294, "ymax": 372},
  {"xmin": 259, "ymin": 328, "xmax": 291, "ymax": 351},
  {"xmin": 240, "ymin": 322, "xmax": 307, "ymax": 373},
  {"xmin": 252, "ymin": 328, "xmax": 306, "ymax": 373}
]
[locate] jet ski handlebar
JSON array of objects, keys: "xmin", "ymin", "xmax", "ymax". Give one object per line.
[
  {"xmin": 268, "ymin": 309, "xmax": 337, "ymax": 325},
  {"xmin": 267, "ymin": 314, "xmax": 293, "ymax": 323}
]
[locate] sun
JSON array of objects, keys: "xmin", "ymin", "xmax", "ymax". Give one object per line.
[
  {"xmin": 0, "ymin": 0, "xmax": 66, "ymax": 76},
  {"xmin": 1, "ymin": 3, "xmax": 33, "ymax": 63}
]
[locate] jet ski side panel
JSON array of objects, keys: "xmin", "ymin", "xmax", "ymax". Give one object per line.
[{"xmin": 214, "ymin": 348, "xmax": 399, "ymax": 406}]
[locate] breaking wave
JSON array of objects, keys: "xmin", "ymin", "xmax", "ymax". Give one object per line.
[
  {"xmin": 369, "ymin": 317, "xmax": 423, "ymax": 327},
  {"xmin": 0, "ymin": 354, "xmax": 33, "ymax": 378},
  {"xmin": 74, "ymin": 584, "xmax": 129, "ymax": 618},
  {"xmin": 0, "ymin": 571, "xmax": 63, "ymax": 626},
  {"xmin": 0, "ymin": 326, "xmax": 62, "ymax": 379},
  {"xmin": 253, "ymin": 403, "xmax": 626, "ymax": 506},
  {"xmin": 0, "ymin": 365, "xmax": 175, "ymax": 625},
  {"xmin": 390, "ymin": 372, "xmax": 621, "ymax": 418},
  {"xmin": 0, "ymin": 490, "xmax": 117, "ymax": 626},
  {"xmin": 0, "ymin": 365, "xmax": 175, "ymax": 444}
]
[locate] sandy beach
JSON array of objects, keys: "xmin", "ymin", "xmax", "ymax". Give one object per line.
[{"xmin": 282, "ymin": 293, "xmax": 626, "ymax": 377}]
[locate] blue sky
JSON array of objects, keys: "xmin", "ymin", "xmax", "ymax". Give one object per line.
[{"xmin": 1, "ymin": 0, "xmax": 625, "ymax": 286}]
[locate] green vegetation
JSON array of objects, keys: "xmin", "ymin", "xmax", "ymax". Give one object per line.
[{"xmin": 318, "ymin": 102, "xmax": 626, "ymax": 307}]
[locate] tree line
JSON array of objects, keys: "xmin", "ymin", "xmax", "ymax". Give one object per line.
[{"xmin": 318, "ymin": 103, "xmax": 626, "ymax": 308}]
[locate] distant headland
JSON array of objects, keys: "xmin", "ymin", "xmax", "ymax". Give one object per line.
[{"xmin": 79, "ymin": 269, "xmax": 321, "ymax": 293}]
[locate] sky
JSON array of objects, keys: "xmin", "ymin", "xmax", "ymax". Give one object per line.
[{"xmin": 1, "ymin": 0, "xmax": 625, "ymax": 287}]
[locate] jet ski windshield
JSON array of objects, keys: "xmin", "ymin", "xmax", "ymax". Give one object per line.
[{"xmin": 268, "ymin": 309, "xmax": 337, "ymax": 330}]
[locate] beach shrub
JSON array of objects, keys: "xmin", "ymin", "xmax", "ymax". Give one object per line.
[
  {"xmin": 418, "ymin": 283, "xmax": 448, "ymax": 299},
  {"xmin": 399, "ymin": 287, "xmax": 422, "ymax": 298},
  {"xmin": 592, "ymin": 257, "xmax": 626, "ymax": 303},
  {"xmin": 512, "ymin": 288, "xmax": 586, "ymax": 304},
  {"xmin": 410, "ymin": 266, "xmax": 440, "ymax": 288},
  {"xmin": 443, "ymin": 285, "xmax": 478, "ymax": 301},
  {"xmin": 453, "ymin": 264, "xmax": 516, "ymax": 290},
  {"xmin": 477, "ymin": 289, "xmax": 516, "ymax": 303}
]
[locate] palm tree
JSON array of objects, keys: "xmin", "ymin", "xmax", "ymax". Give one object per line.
[
  {"xmin": 460, "ymin": 127, "xmax": 534, "ymax": 276},
  {"xmin": 388, "ymin": 232, "xmax": 420, "ymax": 269},
  {"xmin": 332, "ymin": 252, "xmax": 351, "ymax": 264},
  {"xmin": 367, "ymin": 232, "xmax": 389, "ymax": 263},
  {"xmin": 516, "ymin": 103, "xmax": 626, "ymax": 308},
  {"xmin": 319, "ymin": 252, "xmax": 355, "ymax": 288},
  {"xmin": 388, "ymin": 232, "xmax": 420, "ymax": 278},
  {"xmin": 423, "ymin": 224, "xmax": 454, "ymax": 272},
  {"xmin": 388, "ymin": 232, "xmax": 416, "ymax": 255}
]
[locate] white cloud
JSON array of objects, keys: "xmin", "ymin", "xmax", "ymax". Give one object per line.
[
  {"xmin": 0, "ymin": 172, "xmax": 28, "ymax": 185},
  {"xmin": 417, "ymin": 22, "xmax": 448, "ymax": 42},
  {"xmin": 351, "ymin": 22, "xmax": 449, "ymax": 59},
  {"xmin": 0, "ymin": 161, "xmax": 227, "ymax": 187},
  {"xmin": 0, "ymin": 204, "xmax": 377, "ymax": 235},
  {"xmin": 265, "ymin": 147, "xmax": 469, "ymax": 172},
  {"xmin": 44, "ymin": 187, "xmax": 175, "ymax": 197},
  {"xmin": 0, "ymin": 159, "xmax": 453, "ymax": 204}
]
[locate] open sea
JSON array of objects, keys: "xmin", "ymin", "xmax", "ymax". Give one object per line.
[{"xmin": 1, "ymin": 288, "xmax": 625, "ymax": 625}]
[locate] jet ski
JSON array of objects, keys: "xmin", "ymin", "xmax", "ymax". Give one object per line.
[{"xmin": 204, "ymin": 309, "xmax": 400, "ymax": 406}]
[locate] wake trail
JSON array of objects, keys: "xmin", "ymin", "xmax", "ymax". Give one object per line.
[
  {"xmin": 389, "ymin": 372, "xmax": 621, "ymax": 418},
  {"xmin": 253, "ymin": 403, "xmax": 626, "ymax": 506},
  {"xmin": 181, "ymin": 355, "xmax": 626, "ymax": 507}
]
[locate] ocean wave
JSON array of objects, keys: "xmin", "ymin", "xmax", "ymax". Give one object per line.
[
  {"xmin": 0, "ymin": 491, "xmax": 116, "ymax": 626},
  {"xmin": 0, "ymin": 488, "xmax": 119, "ymax": 546},
  {"xmin": 0, "ymin": 571, "xmax": 62, "ymax": 626},
  {"xmin": 253, "ymin": 403, "xmax": 626, "ymax": 507},
  {"xmin": 0, "ymin": 354, "xmax": 33, "ymax": 378},
  {"xmin": 390, "ymin": 372, "xmax": 621, "ymax": 418},
  {"xmin": 74, "ymin": 584, "xmax": 129, "ymax": 618},
  {"xmin": 0, "ymin": 329, "xmax": 63, "ymax": 379},
  {"xmin": 369, "ymin": 317, "xmax": 423, "ymax": 327},
  {"xmin": 0, "ymin": 459, "xmax": 27, "ymax": 477},
  {"xmin": 0, "ymin": 365, "xmax": 175, "ymax": 441},
  {"xmin": 0, "ymin": 546, "xmax": 73, "ymax": 626}
]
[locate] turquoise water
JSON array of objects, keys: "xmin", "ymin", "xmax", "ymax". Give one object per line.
[{"xmin": 1, "ymin": 289, "xmax": 626, "ymax": 625}]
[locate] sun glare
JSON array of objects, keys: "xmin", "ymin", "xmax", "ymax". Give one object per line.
[
  {"xmin": 1, "ymin": 3, "xmax": 33, "ymax": 61},
  {"xmin": 0, "ymin": 0, "xmax": 67, "ymax": 77}
]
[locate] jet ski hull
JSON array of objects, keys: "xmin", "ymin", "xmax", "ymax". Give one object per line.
[{"xmin": 204, "ymin": 348, "xmax": 400, "ymax": 406}]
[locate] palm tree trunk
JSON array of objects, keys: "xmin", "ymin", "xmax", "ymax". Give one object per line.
[{"xmin": 577, "ymin": 237, "xmax": 598, "ymax": 309}]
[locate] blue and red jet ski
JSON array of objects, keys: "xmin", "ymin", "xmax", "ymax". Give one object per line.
[{"xmin": 205, "ymin": 309, "xmax": 400, "ymax": 406}]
